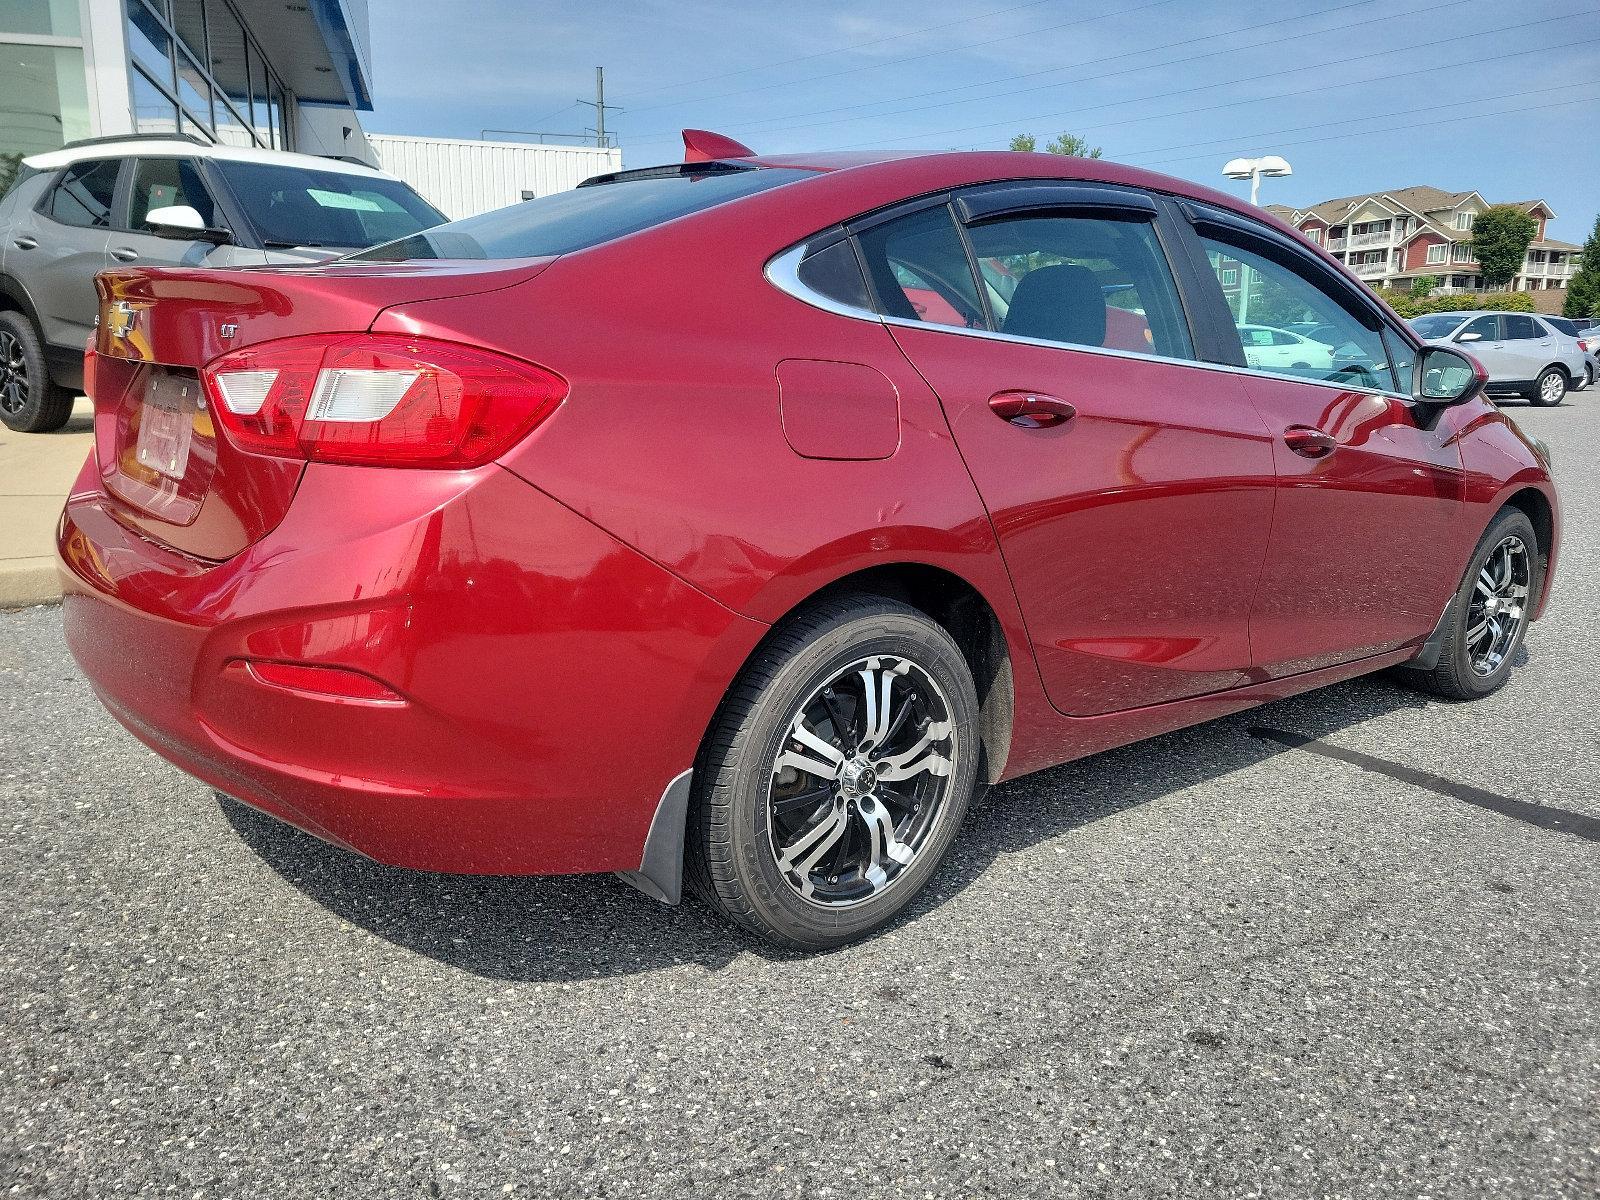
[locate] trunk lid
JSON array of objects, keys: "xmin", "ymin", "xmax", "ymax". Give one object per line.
[{"xmin": 89, "ymin": 258, "xmax": 552, "ymax": 560}]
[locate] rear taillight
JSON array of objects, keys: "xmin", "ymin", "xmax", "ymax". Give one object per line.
[{"xmin": 200, "ymin": 334, "xmax": 567, "ymax": 468}]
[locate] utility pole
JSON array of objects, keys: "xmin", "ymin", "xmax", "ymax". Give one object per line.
[{"xmin": 577, "ymin": 67, "xmax": 620, "ymax": 149}]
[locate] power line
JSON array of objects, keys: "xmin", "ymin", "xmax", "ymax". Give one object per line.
[
  {"xmin": 620, "ymin": 0, "xmax": 1186, "ymax": 116},
  {"xmin": 836, "ymin": 8, "xmax": 1590, "ymax": 149},
  {"xmin": 1117, "ymin": 65, "xmax": 1598, "ymax": 164},
  {"xmin": 624, "ymin": 0, "xmax": 1421, "ymax": 144},
  {"xmin": 1136, "ymin": 89, "xmax": 1600, "ymax": 173},
  {"xmin": 615, "ymin": 0, "xmax": 1060, "ymax": 101}
]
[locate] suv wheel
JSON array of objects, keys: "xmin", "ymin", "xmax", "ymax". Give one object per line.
[
  {"xmin": 687, "ymin": 595, "xmax": 981, "ymax": 949},
  {"xmin": 1528, "ymin": 366, "xmax": 1566, "ymax": 407},
  {"xmin": 1397, "ymin": 507, "xmax": 1541, "ymax": 701},
  {"xmin": 0, "ymin": 312, "xmax": 75, "ymax": 433}
]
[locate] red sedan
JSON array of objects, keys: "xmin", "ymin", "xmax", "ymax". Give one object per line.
[{"xmin": 59, "ymin": 131, "xmax": 1558, "ymax": 949}]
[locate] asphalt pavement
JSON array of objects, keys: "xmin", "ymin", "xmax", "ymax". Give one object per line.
[{"xmin": 2, "ymin": 398, "xmax": 1596, "ymax": 1199}]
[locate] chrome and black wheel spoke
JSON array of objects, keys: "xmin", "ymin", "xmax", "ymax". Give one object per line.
[
  {"xmin": 1466, "ymin": 535, "xmax": 1531, "ymax": 677},
  {"xmin": 766, "ymin": 654, "xmax": 956, "ymax": 908}
]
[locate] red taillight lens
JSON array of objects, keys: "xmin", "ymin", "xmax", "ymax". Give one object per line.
[{"xmin": 201, "ymin": 334, "xmax": 567, "ymax": 468}]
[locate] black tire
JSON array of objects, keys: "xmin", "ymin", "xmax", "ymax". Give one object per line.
[
  {"xmin": 1527, "ymin": 366, "xmax": 1567, "ymax": 407},
  {"xmin": 687, "ymin": 594, "xmax": 981, "ymax": 949},
  {"xmin": 1397, "ymin": 507, "xmax": 1541, "ymax": 701},
  {"xmin": 0, "ymin": 311, "xmax": 75, "ymax": 433}
]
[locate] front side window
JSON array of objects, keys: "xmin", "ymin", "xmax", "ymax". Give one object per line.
[
  {"xmin": 1410, "ymin": 313, "xmax": 1467, "ymax": 340},
  {"xmin": 965, "ymin": 211, "xmax": 1193, "ymax": 359},
  {"xmin": 1198, "ymin": 232, "xmax": 1397, "ymax": 391},
  {"xmin": 1459, "ymin": 316, "xmax": 1500, "ymax": 342},
  {"xmin": 46, "ymin": 158, "xmax": 120, "ymax": 228},
  {"xmin": 215, "ymin": 161, "xmax": 446, "ymax": 250},
  {"xmin": 854, "ymin": 205, "xmax": 983, "ymax": 330},
  {"xmin": 129, "ymin": 158, "xmax": 220, "ymax": 229}
]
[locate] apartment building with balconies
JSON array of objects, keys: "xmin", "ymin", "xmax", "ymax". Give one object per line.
[{"xmin": 1266, "ymin": 186, "xmax": 1583, "ymax": 311}]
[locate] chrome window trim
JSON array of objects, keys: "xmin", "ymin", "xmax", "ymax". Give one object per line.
[{"xmin": 766, "ymin": 241, "xmax": 1410, "ymax": 403}]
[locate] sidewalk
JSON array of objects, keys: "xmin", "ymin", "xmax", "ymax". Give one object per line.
[{"xmin": 0, "ymin": 399, "xmax": 93, "ymax": 608}]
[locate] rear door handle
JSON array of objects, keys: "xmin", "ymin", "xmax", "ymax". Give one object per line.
[
  {"xmin": 988, "ymin": 391, "xmax": 1077, "ymax": 429},
  {"xmin": 1283, "ymin": 425, "xmax": 1337, "ymax": 459},
  {"xmin": 12, "ymin": 236, "xmax": 37, "ymax": 250},
  {"xmin": 109, "ymin": 247, "xmax": 139, "ymax": 262}
]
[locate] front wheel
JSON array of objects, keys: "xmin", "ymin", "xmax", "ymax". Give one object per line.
[
  {"xmin": 1398, "ymin": 507, "xmax": 1541, "ymax": 700},
  {"xmin": 687, "ymin": 595, "xmax": 981, "ymax": 949},
  {"xmin": 1529, "ymin": 366, "xmax": 1566, "ymax": 407}
]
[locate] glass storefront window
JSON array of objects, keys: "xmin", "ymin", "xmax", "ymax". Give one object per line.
[
  {"xmin": 0, "ymin": 43, "xmax": 89, "ymax": 191},
  {"xmin": 131, "ymin": 65, "xmax": 179, "ymax": 135},
  {"xmin": 170, "ymin": 0, "xmax": 206, "ymax": 65},
  {"xmin": 175, "ymin": 47, "xmax": 213, "ymax": 128},
  {"xmin": 0, "ymin": 0, "xmax": 82, "ymax": 37},
  {"xmin": 126, "ymin": 0, "xmax": 174, "ymax": 91}
]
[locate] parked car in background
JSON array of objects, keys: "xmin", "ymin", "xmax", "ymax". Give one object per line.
[
  {"xmin": 0, "ymin": 134, "xmax": 445, "ymax": 432},
  {"xmin": 58, "ymin": 134, "xmax": 1559, "ymax": 949},
  {"xmin": 1408, "ymin": 310, "xmax": 1589, "ymax": 405},
  {"xmin": 1236, "ymin": 323, "xmax": 1334, "ymax": 372},
  {"xmin": 1544, "ymin": 315, "xmax": 1598, "ymax": 388}
]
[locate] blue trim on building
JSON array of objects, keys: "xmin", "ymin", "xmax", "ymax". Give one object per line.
[{"xmin": 307, "ymin": 0, "xmax": 373, "ymax": 111}]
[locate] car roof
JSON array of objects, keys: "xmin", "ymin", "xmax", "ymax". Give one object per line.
[{"xmin": 22, "ymin": 138, "xmax": 397, "ymax": 181}]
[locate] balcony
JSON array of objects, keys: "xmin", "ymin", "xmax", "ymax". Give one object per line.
[
  {"xmin": 1353, "ymin": 262, "xmax": 1389, "ymax": 278},
  {"xmin": 1327, "ymin": 237, "xmax": 1347, "ymax": 251},
  {"xmin": 1349, "ymin": 231, "xmax": 1393, "ymax": 248}
]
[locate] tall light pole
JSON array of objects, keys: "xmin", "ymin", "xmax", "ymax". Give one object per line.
[
  {"xmin": 1222, "ymin": 155, "xmax": 1293, "ymax": 206},
  {"xmin": 1221, "ymin": 156, "xmax": 1293, "ymax": 325}
]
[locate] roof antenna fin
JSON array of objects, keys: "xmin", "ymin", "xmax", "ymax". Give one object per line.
[{"xmin": 682, "ymin": 129, "xmax": 755, "ymax": 163}]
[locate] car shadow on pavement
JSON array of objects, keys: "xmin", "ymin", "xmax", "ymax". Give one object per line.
[{"xmin": 220, "ymin": 670, "xmax": 1447, "ymax": 982}]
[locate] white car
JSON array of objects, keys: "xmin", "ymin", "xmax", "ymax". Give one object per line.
[{"xmin": 1236, "ymin": 323, "xmax": 1335, "ymax": 372}]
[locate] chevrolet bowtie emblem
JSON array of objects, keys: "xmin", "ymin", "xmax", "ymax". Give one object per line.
[{"xmin": 109, "ymin": 300, "xmax": 137, "ymax": 339}]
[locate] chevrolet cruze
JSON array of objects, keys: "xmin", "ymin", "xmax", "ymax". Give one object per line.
[{"xmin": 58, "ymin": 131, "xmax": 1559, "ymax": 948}]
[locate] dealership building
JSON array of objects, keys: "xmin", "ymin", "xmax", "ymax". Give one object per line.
[{"xmin": 2, "ymin": 0, "xmax": 378, "ymax": 189}]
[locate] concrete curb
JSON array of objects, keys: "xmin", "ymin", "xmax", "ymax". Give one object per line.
[{"xmin": 0, "ymin": 558, "xmax": 62, "ymax": 609}]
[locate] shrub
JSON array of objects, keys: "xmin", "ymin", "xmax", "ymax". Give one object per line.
[{"xmin": 1375, "ymin": 289, "xmax": 1535, "ymax": 320}]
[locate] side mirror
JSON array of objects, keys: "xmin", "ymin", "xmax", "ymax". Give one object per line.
[
  {"xmin": 144, "ymin": 205, "xmax": 232, "ymax": 244},
  {"xmin": 1415, "ymin": 345, "xmax": 1487, "ymax": 406},
  {"xmin": 1456, "ymin": 330, "xmax": 1482, "ymax": 343}
]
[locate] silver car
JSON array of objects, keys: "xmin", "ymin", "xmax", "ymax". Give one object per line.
[
  {"xmin": 0, "ymin": 134, "xmax": 445, "ymax": 432},
  {"xmin": 1544, "ymin": 316, "xmax": 1599, "ymax": 389},
  {"xmin": 1408, "ymin": 310, "xmax": 1590, "ymax": 406}
]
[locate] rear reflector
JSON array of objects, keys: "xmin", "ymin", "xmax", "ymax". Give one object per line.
[
  {"xmin": 201, "ymin": 334, "xmax": 567, "ymax": 468},
  {"xmin": 244, "ymin": 659, "xmax": 405, "ymax": 703}
]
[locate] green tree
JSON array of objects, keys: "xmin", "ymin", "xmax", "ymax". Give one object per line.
[
  {"xmin": 1410, "ymin": 276, "xmax": 1438, "ymax": 299},
  {"xmin": 1563, "ymin": 214, "xmax": 1600, "ymax": 319},
  {"xmin": 1008, "ymin": 131, "xmax": 1102, "ymax": 158},
  {"xmin": 1469, "ymin": 206, "xmax": 1538, "ymax": 292}
]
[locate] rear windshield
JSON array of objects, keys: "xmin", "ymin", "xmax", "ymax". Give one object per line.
[
  {"xmin": 351, "ymin": 166, "xmax": 813, "ymax": 262},
  {"xmin": 1409, "ymin": 313, "xmax": 1467, "ymax": 339},
  {"xmin": 214, "ymin": 161, "xmax": 446, "ymax": 250}
]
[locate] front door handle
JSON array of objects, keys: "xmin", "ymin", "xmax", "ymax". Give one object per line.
[
  {"xmin": 1283, "ymin": 425, "xmax": 1337, "ymax": 459},
  {"xmin": 12, "ymin": 236, "xmax": 37, "ymax": 250},
  {"xmin": 988, "ymin": 391, "xmax": 1077, "ymax": 429},
  {"xmin": 109, "ymin": 246, "xmax": 140, "ymax": 262}
]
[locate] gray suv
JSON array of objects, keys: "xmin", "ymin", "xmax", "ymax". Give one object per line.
[
  {"xmin": 1408, "ymin": 309, "xmax": 1590, "ymax": 407},
  {"xmin": 0, "ymin": 135, "xmax": 444, "ymax": 432}
]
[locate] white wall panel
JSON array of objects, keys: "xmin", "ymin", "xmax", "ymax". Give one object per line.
[{"xmin": 367, "ymin": 135, "xmax": 621, "ymax": 219}]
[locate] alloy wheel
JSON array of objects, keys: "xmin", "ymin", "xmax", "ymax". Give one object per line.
[
  {"xmin": 1466, "ymin": 535, "xmax": 1530, "ymax": 677},
  {"xmin": 767, "ymin": 655, "xmax": 957, "ymax": 907},
  {"xmin": 0, "ymin": 330, "xmax": 28, "ymax": 417},
  {"xmin": 1539, "ymin": 371, "xmax": 1564, "ymax": 405}
]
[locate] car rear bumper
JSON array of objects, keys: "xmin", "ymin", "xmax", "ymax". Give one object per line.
[{"xmin": 58, "ymin": 458, "xmax": 767, "ymax": 875}]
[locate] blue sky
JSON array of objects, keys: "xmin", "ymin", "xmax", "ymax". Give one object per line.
[{"xmin": 366, "ymin": 0, "xmax": 1600, "ymax": 243}]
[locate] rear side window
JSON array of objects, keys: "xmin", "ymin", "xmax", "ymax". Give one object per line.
[
  {"xmin": 130, "ymin": 158, "xmax": 221, "ymax": 230},
  {"xmin": 794, "ymin": 240, "xmax": 872, "ymax": 311},
  {"xmin": 354, "ymin": 166, "xmax": 813, "ymax": 261},
  {"xmin": 966, "ymin": 212, "xmax": 1193, "ymax": 359},
  {"xmin": 46, "ymin": 159, "xmax": 121, "ymax": 229},
  {"xmin": 1504, "ymin": 314, "xmax": 1540, "ymax": 340},
  {"xmin": 855, "ymin": 205, "xmax": 984, "ymax": 330}
]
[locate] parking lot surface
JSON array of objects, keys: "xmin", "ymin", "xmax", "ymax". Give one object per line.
[{"xmin": 3, "ymin": 399, "xmax": 1597, "ymax": 1199}]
